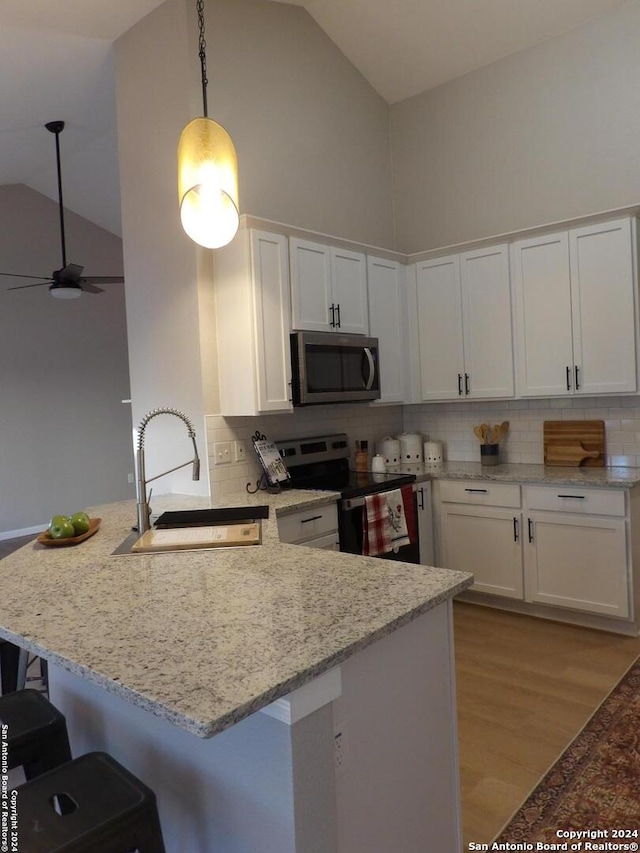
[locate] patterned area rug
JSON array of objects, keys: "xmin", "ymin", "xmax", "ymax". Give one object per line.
[{"xmin": 494, "ymin": 657, "xmax": 640, "ymax": 844}]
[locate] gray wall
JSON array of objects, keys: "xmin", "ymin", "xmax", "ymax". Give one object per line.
[
  {"xmin": 391, "ymin": 0, "xmax": 640, "ymax": 252},
  {"xmin": 0, "ymin": 184, "xmax": 134, "ymax": 535}
]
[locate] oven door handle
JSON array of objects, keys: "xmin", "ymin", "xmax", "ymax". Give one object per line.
[
  {"xmin": 341, "ymin": 484, "xmax": 418, "ymax": 511},
  {"xmin": 362, "ymin": 347, "xmax": 375, "ymax": 390}
]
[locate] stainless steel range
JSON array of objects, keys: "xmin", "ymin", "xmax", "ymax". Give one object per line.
[{"xmin": 276, "ymin": 433, "xmax": 419, "ymax": 563}]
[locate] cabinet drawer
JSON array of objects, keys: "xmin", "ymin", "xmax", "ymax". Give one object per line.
[
  {"xmin": 525, "ymin": 485, "xmax": 625, "ymax": 517},
  {"xmin": 278, "ymin": 503, "xmax": 338, "ymax": 544},
  {"xmin": 438, "ymin": 480, "xmax": 521, "ymax": 508},
  {"xmin": 298, "ymin": 531, "xmax": 340, "ymax": 550}
]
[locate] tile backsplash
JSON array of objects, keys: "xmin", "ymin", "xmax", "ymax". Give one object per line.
[
  {"xmin": 207, "ymin": 404, "xmax": 404, "ymax": 496},
  {"xmin": 404, "ymin": 396, "xmax": 640, "ymax": 467},
  {"xmin": 207, "ymin": 396, "xmax": 640, "ymax": 495}
]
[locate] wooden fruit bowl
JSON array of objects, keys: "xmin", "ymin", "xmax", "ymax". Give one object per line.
[{"xmin": 37, "ymin": 518, "xmax": 101, "ymax": 547}]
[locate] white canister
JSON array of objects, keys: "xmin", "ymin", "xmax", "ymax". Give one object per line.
[
  {"xmin": 398, "ymin": 432, "xmax": 424, "ymax": 463},
  {"xmin": 424, "ymin": 440, "xmax": 443, "ymax": 465},
  {"xmin": 376, "ymin": 436, "xmax": 401, "ymax": 467},
  {"xmin": 371, "ymin": 454, "xmax": 387, "ymax": 473}
]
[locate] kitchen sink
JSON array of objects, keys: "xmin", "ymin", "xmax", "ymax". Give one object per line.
[{"xmin": 111, "ymin": 506, "xmax": 268, "ymax": 556}]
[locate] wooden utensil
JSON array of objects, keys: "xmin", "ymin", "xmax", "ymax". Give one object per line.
[{"xmin": 473, "ymin": 425, "xmax": 486, "ymax": 443}]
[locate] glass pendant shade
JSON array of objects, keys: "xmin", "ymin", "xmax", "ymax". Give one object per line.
[{"xmin": 178, "ymin": 117, "xmax": 239, "ymax": 249}]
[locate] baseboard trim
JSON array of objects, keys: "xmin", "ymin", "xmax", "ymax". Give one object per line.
[{"xmin": 0, "ymin": 524, "xmax": 45, "ymax": 541}]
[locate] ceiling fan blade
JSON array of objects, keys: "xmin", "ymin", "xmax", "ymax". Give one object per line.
[
  {"xmin": 80, "ymin": 276, "xmax": 125, "ymax": 285},
  {"xmin": 0, "ymin": 272, "xmax": 51, "ymax": 281},
  {"xmin": 81, "ymin": 282, "xmax": 105, "ymax": 295},
  {"xmin": 59, "ymin": 263, "xmax": 84, "ymax": 281},
  {"xmin": 6, "ymin": 280, "xmax": 52, "ymax": 291}
]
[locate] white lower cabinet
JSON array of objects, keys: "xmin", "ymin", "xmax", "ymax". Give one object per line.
[
  {"xmin": 415, "ymin": 483, "xmax": 435, "ymax": 566},
  {"xmin": 525, "ymin": 511, "xmax": 628, "ymax": 618},
  {"xmin": 435, "ymin": 479, "xmax": 634, "ymax": 629},
  {"xmin": 436, "ymin": 480, "xmax": 523, "ymax": 599},
  {"xmin": 277, "ymin": 503, "xmax": 339, "ymax": 548},
  {"xmin": 441, "ymin": 505, "xmax": 523, "ymax": 599}
]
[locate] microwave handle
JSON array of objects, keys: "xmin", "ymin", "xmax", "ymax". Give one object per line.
[{"xmin": 363, "ymin": 347, "xmax": 375, "ymax": 390}]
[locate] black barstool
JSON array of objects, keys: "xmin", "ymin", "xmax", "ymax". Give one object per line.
[
  {"xmin": 17, "ymin": 751, "xmax": 166, "ymax": 852},
  {"xmin": 0, "ymin": 688, "xmax": 72, "ymax": 779}
]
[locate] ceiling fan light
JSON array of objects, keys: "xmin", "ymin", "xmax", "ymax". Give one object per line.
[
  {"xmin": 178, "ymin": 117, "xmax": 239, "ymax": 249},
  {"xmin": 49, "ymin": 284, "xmax": 82, "ymax": 300}
]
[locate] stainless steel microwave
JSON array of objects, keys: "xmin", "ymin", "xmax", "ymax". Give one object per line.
[{"xmin": 290, "ymin": 331, "xmax": 381, "ymax": 406}]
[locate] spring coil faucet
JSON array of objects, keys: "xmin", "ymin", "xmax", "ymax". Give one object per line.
[{"xmin": 135, "ymin": 407, "xmax": 201, "ymax": 534}]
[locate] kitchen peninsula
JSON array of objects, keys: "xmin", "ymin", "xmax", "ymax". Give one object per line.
[{"xmin": 0, "ymin": 491, "xmax": 472, "ymax": 853}]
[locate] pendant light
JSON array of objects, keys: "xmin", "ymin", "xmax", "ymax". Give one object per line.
[{"xmin": 177, "ymin": 0, "xmax": 239, "ymax": 249}]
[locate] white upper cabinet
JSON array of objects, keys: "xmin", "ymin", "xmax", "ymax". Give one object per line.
[
  {"xmin": 367, "ymin": 256, "xmax": 407, "ymax": 404},
  {"xmin": 416, "ymin": 254, "xmax": 465, "ymax": 400},
  {"xmin": 215, "ymin": 228, "xmax": 293, "ymax": 416},
  {"xmin": 290, "ymin": 238, "xmax": 368, "ymax": 335},
  {"xmin": 460, "ymin": 245, "xmax": 514, "ymax": 398},
  {"xmin": 416, "ymin": 244, "xmax": 514, "ymax": 401},
  {"xmin": 512, "ymin": 218, "xmax": 637, "ymax": 397}
]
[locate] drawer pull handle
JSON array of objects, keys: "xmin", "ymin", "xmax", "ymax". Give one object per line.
[
  {"xmin": 300, "ymin": 515, "xmax": 323, "ymax": 524},
  {"xmin": 557, "ymin": 494, "xmax": 585, "ymax": 499},
  {"xmin": 465, "ymin": 488, "xmax": 488, "ymax": 493}
]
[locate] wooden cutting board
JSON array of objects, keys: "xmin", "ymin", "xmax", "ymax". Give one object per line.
[
  {"xmin": 131, "ymin": 523, "xmax": 261, "ymax": 553},
  {"xmin": 543, "ymin": 420, "xmax": 605, "ymax": 467}
]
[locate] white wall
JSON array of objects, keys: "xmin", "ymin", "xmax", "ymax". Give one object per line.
[
  {"xmin": 0, "ymin": 184, "xmax": 133, "ymax": 535},
  {"xmin": 115, "ymin": 0, "xmax": 398, "ymax": 500},
  {"xmin": 391, "ymin": 0, "xmax": 640, "ymax": 253}
]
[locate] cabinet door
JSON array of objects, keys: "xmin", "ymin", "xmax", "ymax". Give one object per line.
[
  {"xmin": 512, "ymin": 233, "xmax": 574, "ymax": 396},
  {"xmin": 331, "ymin": 247, "xmax": 368, "ymax": 335},
  {"xmin": 569, "ymin": 218, "xmax": 637, "ymax": 395},
  {"xmin": 367, "ymin": 257, "xmax": 407, "ymax": 404},
  {"xmin": 215, "ymin": 228, "xmax": 293, "ymax": 415},
  {"xmin": 250, "ymin": 231, "xmax": 293, "ymax": 412},
  {"xmin": 526, "ymin": 512, "xmax": 629, "ymax": 618},
  {"xmin": 460, "ymin": 244, "xmax": 514, "ymax": 398},
  {"xmin": 416, "ymin": 483, "xmax": 434, "ymax": 566},
  {"xmin": 298, "ymin": 532, "xmax": 340, "ymax": 550},
  {"xmin": 289, "ymin": 238, "xmax": 333, "ymax": 332},
  {"xmin": 440, "ymin": 505, "xmax": 523, "ymax": 599},
  {"xmin": 416, "ymin": 255, "xmax": 465, "ymax": 400}
]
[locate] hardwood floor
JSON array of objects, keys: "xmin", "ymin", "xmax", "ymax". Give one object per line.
[{"xmin": 453, "ymin": 601, "xmax": 640, "ymax": 848}]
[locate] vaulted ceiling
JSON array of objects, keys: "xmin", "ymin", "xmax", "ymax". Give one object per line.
[{"xmin": 0, "ymin": 0, "xmax": 629, "ymax": 236}]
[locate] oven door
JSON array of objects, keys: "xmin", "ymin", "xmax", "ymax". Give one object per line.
[{"xmin": 338, "ymin": 489, "xmax": 420, "ymax": 563}]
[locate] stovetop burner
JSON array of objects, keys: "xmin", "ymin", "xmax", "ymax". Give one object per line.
[{"xmin": 276, "ymin": 433, "xmax": 416, "ymax": 499}]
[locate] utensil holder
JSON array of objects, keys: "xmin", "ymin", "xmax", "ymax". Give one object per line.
[{"xmin": 480, "ymin": 444, "xmax": 499, "ymax": 466}]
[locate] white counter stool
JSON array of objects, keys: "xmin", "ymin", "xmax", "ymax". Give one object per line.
[
  {"xmin": 0, "ymin": 688, "xmax": 72, "ymax": 779},
  {"xmin": 16, "ymin": 751, "xmax": 166, "ymax": 852}
]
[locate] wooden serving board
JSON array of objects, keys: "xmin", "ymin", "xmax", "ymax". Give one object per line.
[
  {"xmin": 37, "ymin": 518, "xmax": 101, "ymax": 547},
  {"xmin": 131, "ymin": 523, "xmax": 261, "ymax": 553},
  {"xmin": 543, "ymin": 420, "xmax": 605, "ymax": 467}
]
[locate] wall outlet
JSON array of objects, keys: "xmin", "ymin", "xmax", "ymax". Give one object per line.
[
  {"xmin": 334, "ymin": 725, "xmax": 348, "ymax": 775},
  {"xmin": 127, "ymin": 472, "xmax": 134, "ymax": 484},
  {"xmin": 213, "ymin": 441, "xmax": 232, "ymax": 465},
  {"xmin": 234, "ymin": 440, "xmax": 247, "ymax": 463}
]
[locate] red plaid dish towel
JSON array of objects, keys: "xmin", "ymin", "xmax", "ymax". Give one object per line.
[{"xmin": 362, "ymin": 493, "xmax": 392, "ymax": 556}]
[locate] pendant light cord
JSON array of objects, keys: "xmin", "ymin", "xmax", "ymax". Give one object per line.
[{"xmin": 197, "ymin": 0, "xmax": 209, "ymax": 118}]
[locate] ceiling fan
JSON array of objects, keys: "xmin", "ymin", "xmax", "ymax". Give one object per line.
[{"xmin": 0, "ymin": 121, "xmax": 125, "ymax": 299}]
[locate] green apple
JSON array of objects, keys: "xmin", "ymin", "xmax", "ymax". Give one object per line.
[
  {"xmin": 49, "ymin": 518, "xmax": 76, "ymax": 540},
  {"xmin": 49, "ymin": 514, "xmax": 69, "ymax": 530},
  {"xmin": 70, "ymin": 511, "xmax": 91, "ymax": 535}
]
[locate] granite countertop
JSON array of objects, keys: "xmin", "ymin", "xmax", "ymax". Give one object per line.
[
  {"xmin": 391, "ymin": 460, "xmax": 640, "ymax": 488},
  {"xmin": 0, "ymin": 491, "xmax": 471, "ymax": 738}
]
